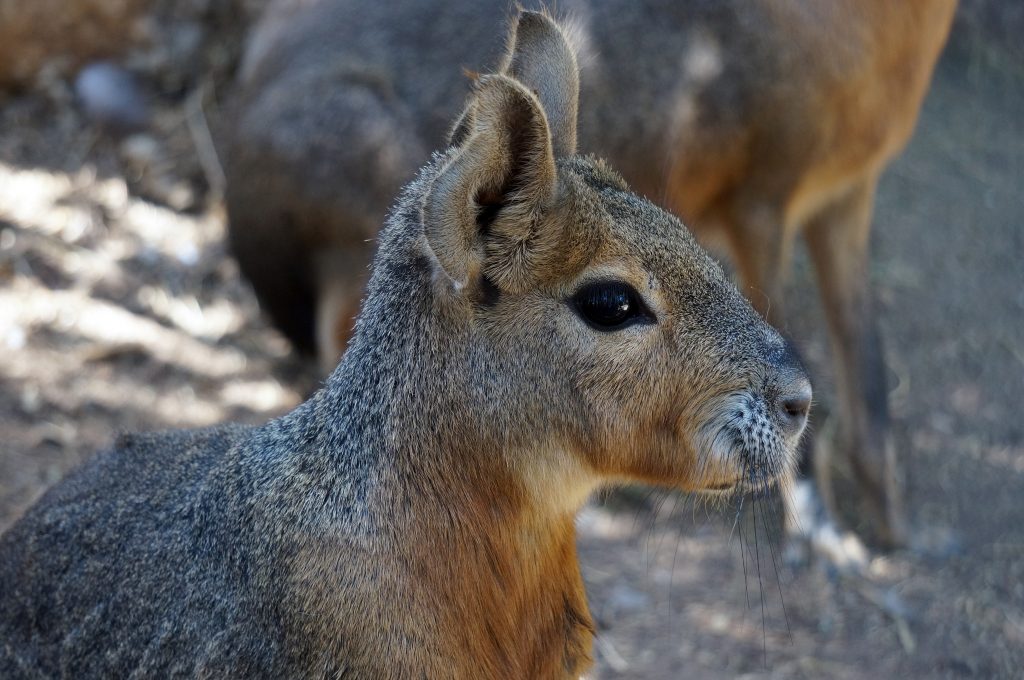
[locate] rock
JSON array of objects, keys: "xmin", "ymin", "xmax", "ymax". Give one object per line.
[{"xmin": 75, "ymin": 62, "xmax": 150, "ymax": 133}]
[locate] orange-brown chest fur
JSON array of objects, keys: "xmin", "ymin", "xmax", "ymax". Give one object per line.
[{"xmin": 284, "ymin": 467, "xmax": 595, "ymax": 679}]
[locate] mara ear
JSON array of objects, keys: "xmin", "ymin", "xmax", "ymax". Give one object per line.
[
  {"xmin": 446, "ymin": 12, "xmax": 580, "ymax": 154},
  {"xmin": 500, "ymin": 10, "xmax": 579, "ymax": 158},
  {"xmin": 425, "ymin": 74, "xmax": 559, "ymax": 292}
]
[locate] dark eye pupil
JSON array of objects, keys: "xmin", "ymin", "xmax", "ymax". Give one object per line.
[{"xmin": 573, "ymin": 281, "xmax": 647, "ymax": 330}]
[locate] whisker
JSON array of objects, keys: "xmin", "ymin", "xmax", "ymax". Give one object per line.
[
  {"xmin": 758, "ymin": 488, "xmax": 792, "ymax": 640},
  {"xmin": 766, "ymin": 474, "xmax": 789, "ymax": 536},
  {"xmin": 652, "ymin": 491, "xmax": 682, "ymax": 569},
  {"xmin": 669, "ymin": 505, "xmax": 684, "ymax": 632},
  {"xmin": 727, "ymin": 462, "xmax": 747, "ymax": 545},
  {"xmin": 750, "ymin": 465, "xmax": 767, "ymax": 668},
  {"xmin": 735, "ymin": 460, "xmax": 751, "ymax": 612},
  {"xmin": 777, "ymin": 470, "xmax": 802, "ymax": 536},
  {"xmin": 644, "ymin": 489, "xmax": 672, "ymax": 575},
  {"xmin": 617, "ymin": 484, "xmax": 658, "ymax": 590},
  {"xmin": 630, "ymin": 486, "xmax": 658, "ymax": 536}
]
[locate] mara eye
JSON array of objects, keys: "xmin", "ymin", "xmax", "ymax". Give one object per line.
[{"xmin": 571, "ymin": 281, "xmax": 654, "ymax": 331}]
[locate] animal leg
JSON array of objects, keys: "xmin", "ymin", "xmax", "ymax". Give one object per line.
[{"xmin": 804, "ymin": 177, "xmax": 906, "ymax": 548}]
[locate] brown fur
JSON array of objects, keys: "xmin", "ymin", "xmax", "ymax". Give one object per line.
[
  {"xmin": 1, "ymin": 13, "xmax": 811, "ymax": 677},
  {"xmin": 225, "ymin": 0, "xmax": 956, "ymax": 546}
]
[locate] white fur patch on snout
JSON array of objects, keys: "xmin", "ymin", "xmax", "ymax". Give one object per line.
[{"xmin": 696, "ymin": 392, "xmax": 791, "ymax": 485}]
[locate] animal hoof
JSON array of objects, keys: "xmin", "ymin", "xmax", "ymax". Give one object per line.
[{"xmin": 785, "ymin": 479, "xmax": 870, "ymax": 575}]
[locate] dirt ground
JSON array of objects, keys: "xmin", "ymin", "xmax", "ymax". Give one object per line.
[{"xmin": 1, "ymin": 5, "xmax": 1022, "ymax": 679}]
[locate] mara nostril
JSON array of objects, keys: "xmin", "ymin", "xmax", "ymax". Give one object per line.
[
  {"xmin": 783, "ymin": 394, "xmax": 810, "ymax": 418},
  {"xmin": 778, "ymin": 382, "xmax": 812, "ymax": 432}
]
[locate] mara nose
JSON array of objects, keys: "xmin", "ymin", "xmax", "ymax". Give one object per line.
[
  {"xmin": 771, "ymin": 339, "xmax": 812, "ymax": 436},
  {"xmin": 777, "ymin": 379, "xmax": 812, "ymax": 436}
]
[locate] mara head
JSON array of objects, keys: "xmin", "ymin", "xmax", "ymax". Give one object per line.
[{"xmin": 347, "ymin": 11, "xmax": 811, "ymax": 505}]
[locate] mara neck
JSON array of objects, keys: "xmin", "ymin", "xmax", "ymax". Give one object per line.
[
  {"xmin": 294, "ymin": 374, "xmax": 598, "ymax": 676},
  {"xmin": 295, "ymin": 229, "xmax": 600, "ymax": 674},
  {"xmin": 304, "ymin": 345, "xmax": 599, "ymax": 677},
  {"xmin": 385, "ymin": 452, "xmax": 596, "ymax": 678}
]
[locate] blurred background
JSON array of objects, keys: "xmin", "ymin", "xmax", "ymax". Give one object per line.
[{"xmin": 0, "ymin": 1, "xmax": 1021, "ymax": 677}]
